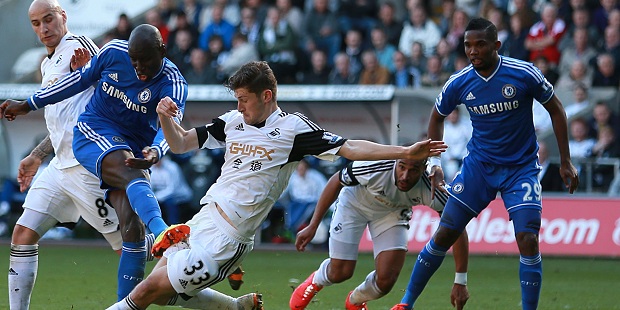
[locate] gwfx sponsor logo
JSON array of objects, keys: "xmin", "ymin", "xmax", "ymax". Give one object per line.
[{"xmin": 229, "ymin": 142, "xmax": 275, "ymax": 160}]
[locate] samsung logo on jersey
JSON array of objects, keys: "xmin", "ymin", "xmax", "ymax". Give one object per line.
[
  {"xmin": 467, "ymin": 101, "xmax": 519, "ymax": 115},
  {"xmin": 102, "ymin": 82, "xmax": 147, "ymax": 114}
]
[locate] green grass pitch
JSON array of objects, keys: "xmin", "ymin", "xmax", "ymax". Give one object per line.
[{"xmin": 0, "ymin": 244, "xmax": 618, "ymax": 309}]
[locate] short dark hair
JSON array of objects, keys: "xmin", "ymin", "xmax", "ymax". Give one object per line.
[
  {"xmin": 465, "ymin": 17, "xmax": 498, "ymax": 41},
  {"xmin": 225, "ymin": 61, "xmax": 278, "ymax": 100}
]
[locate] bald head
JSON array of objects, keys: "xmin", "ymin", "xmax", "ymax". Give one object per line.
[
  {"xmin": 127, "ymin": 24, "xmax": 166, "ymax": 82},
  {"xmin": 29, "ymin": 0, "xmax": 67, "ymax": 52}
]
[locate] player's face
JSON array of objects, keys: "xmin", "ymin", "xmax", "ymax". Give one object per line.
[
  {"xmin": 464, "ymin": 30, "xmax": 500, "ymax": 76},
  {"xmin": 234, "ymin": 87, "xmax": 273, "ymax": 126},
  {"xmin": 394, "ymin": 159, "xmax": 425, "ymax": 191},
  {"xmin": 28, "ymin": 4, "xmax": 67, "ymax": 51},
  {"xmin": 129, "ymin": 47, "xmax": 164, "ymax": 82}
]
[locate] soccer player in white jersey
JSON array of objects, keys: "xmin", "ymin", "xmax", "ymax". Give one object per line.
[
  {"xmin": 1, "ymin": 23, "xmax": 189, "ymax": 301},
  {"xmin": 393, "ymin": 18, "xmax": 579, "ymax": 310},
  {"xmin": 290, "ymin": 158, "xmax": 470, "ymax": 310},
  {"xmin": 5, "ymin": 1, "xmax": 123, "ymax": 309},
  {"xmin": 104, "ymin": 61, "xmax": 447, "ymax": 310}
]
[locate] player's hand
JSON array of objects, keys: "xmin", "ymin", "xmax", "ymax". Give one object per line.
[
  {"xmin": 17, "ymin": 155, "xmax": 42, "ymax": 192},
  {"xmin": 125, "ymin": 147, "xmax": 160, "ymax": 169},
  {"xmin": 156, "ymin": 96, "xmax": 179, "ymax": 119},
  {"xmin": 450, "ymin": 283, "xmax": 469, "ymax": 310},
  {"xmin": 295, "ymin": 224, "xmax": 318, "ymax": 252},
  {"xmin": 406, "ymin": 139, "xmax": 447, "ymax": 160},
  {"xmin": 559, "ymin": 161, "xmax": 579, "ymax": 194},
  {"xmin": 429, "ymin": 165, "xmax": 448, "ymax": 200},
  {"xmin": 70, "ymin": 47, "xmax": 91, "ymax": 71},
  {"xmin": 1, "ymin": 99, "xmax": 32, "ymax": 121}
]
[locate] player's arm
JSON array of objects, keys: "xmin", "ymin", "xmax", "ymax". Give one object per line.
[
  {"xmin": 542, "ymin": 95, "xmax": 579, "ymax": 193},
  {"xmin": 336, "ymin": 139, "xmax": 446, "ymax": 162},
  {"xmin": 427, "ymin": 107, "xmax": 449, "ymax": 199},
  {"xmin": 156, "ymin": 97, "xmax": 199, "ymax": 154},
  {"xmin": 295, "ymin": 172, "xmax": 343, "ymax": 252},
  {"xmin": 17, "ymin": 135, "xmax": 53, "ymax": 192}
]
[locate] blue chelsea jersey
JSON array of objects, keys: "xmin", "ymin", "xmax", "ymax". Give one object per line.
[
  {"xmin": 28, "ymin": 39, "xmax": 188, "ymax": 150},
  {"xmin": 435, "ymin": 56, "xmax": 554, "ymax": 165}
]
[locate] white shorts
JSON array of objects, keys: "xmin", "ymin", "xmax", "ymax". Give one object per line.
[
  {"xmin": 329, "ymin": 200, "xmax": 410, "ymax": 260},
  {"xmin": 19, "ymin": 164, "xmax": 121, "ymax": 239},
  {"xmin": 166, "ymin": 205, "xmax": 253, "ymax": 296}
]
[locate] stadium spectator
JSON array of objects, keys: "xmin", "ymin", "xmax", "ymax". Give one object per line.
[
  {"xmin": 257, "ymin": 6, "xmax": 298, "ymax": 84},
  {"xmin": 277, "ymin": 0, "xmax": 304, "ymax": 36},
  {"xmin": 555, "ymin": 59, "xmax": 593, "ymax": 92},
  {"xmin": 524, "ymin": 3, "xmax": 567, "ymax": 65},
  {"xmin": 302, "ymin": 0, "xmax": 341, "ymax": 66},
  {"xmin": 370, "ymin": 27, "xmax": 397, "ymax": 72},
  {"xmin": 487, "ymin": 8, "xmax": 510, "ymax": 56},
  {"xmin": 299, "ymin": 49, "xmax": 330, "ymax": 84},
  {"xmin": 558, "ymin": 7, "xmax": 601, "ymax": 51},
  {"xmin": 329, "ymin": 52, "xmax": 360, "ymax": 84},
  {"xmin": 337, "ymin": 0, "xmax": 378, "ymax": 46},
  {"xmin": 167, "ymin": 11, "xmax": 200, "ymax": 53},
  {"xmin": 445, "ymin": 9, "xmax": 469, "ymax": 54},
  {"xmin": 507, "ymin": 0, "xmax": 539, "ymax": 30},
  {"xmin": 199, "ymin": 0, "xmax": 240, "ymax": 31},
  {"xmin": 399, "ymin": 5, "xmax": 442, "ymax": 57},
  {"xmin": 156, "ymin": 0, "xmax": 179, "ymax": 29},
  {"xmin": 407, "ymin": 41, "xmax": 428, "ymax": 74},
  {"xmin": 564, "ymin": 82, "xmax": 592, "ymax": 119},
  {"xmin": 533, "ymin": 55, "xmax": 560, "ymax": 85},
  {"xmin": 376, "ymin": 1, "xmax": 404, "ymax": 47},
  {"xmin": 569, "ymin": 117, "xmax": 596, "ymax": 159},
  {"xmin": 420, "ymin": 55, "xmax": 451, "ymax": 87},
  {"xmin": 166, "ymin": 29, "xmax": 194, "ymax": 74},
  {"xmin": 359, "ymin": 50, "xmax": 391, "ymax": 85},
  {"xmin": 437, "ymin": 0, "xmax": 457, "ymax": 35},
  {"xmin": 179, "ymin": 0, "xmax": 204, "ymax": 29},
  {"xmin": 342, "ymin": 28, "xmax": 365, "ymax": 77},
  {"xmin": 236, "ymin": 6, "xmax": 260, "ymax": 45},
  {"xmin": 184, "ymin": 48, "xmax": 219, "ymax": 84},
  {"xmin": 204, "ymin": 34, "xmax": 228, "ymax": 75},
  {"xmin": 145, "ymin": 8, "xmax": 170, "ymax": 45},
  {"xmin": 241, "ymin": 0, "xmax": 270, "ymax": 26},
  {"xmin": 108, "ymin": 13, "xmax": 134, "ymax": 41},
  {"xmin": 502, "ymin": 12, "xmax": 530, "ymax": 60},
  {"xmin": 592, "ymin": 0, "xmax": 620, "ymax": 32},
  {"xmin": 588, "ymin": 101, "xmax": 620, "ymax": 139},
  {"xmin": 198, "ymin": 3, "xmax": 236, "ymax": 51},
  {"xmin": 218, "ymin": 32, "xmax": 260, "ymax": 79},
  {"xmin": 391, "ymin": 50, "xmax": 421, "ymax": 89},
  {"xmin": 591, "ymin": 53, "xmax": 620, "ymax": 87},
  {"xmin": 105, "ymin": 60, "xmax": 446, "ymax": 310},
  {"xmin": 436, "ymin": 38, "xmax": 457, "ymax": 74},
  {"xmin": 290, "ymin": 158, "xmax": 470, "ymax": 310},
  {"xmin": 558, "ymin": 27, "xmax": 598, "ymax": 74},
  {"xmin": 599, "ymin": 26, "xmax": 620, "ymax": 71}
]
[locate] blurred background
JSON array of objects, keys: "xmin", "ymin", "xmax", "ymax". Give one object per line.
[{"xmin": 0, "ymin": 0, "xmax": 619, "ymax": 258}]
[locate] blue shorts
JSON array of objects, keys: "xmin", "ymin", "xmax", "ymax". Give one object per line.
[
  {"xmin": 73, "ymin": 121, "xmax": 142, "ymax": 189},
  {"xmin": 440, "ymin": 154, "xmax": 542, "ymax": 233}
]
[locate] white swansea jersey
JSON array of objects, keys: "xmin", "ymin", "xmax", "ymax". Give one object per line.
[
  {"xmin": 195, "ymin": 108, "xmax": 347, "ymax": 238},
  {"xmin": 338, "ymin": 160, "xmax": 448, "ymax": 214},
  {"xmin": 40, "ymin": 32, "xmax": 98, "ymax": 169}
]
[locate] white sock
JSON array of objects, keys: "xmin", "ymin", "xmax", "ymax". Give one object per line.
[
  {"xmin": 312, "ymin": 258, "xmax": 333, "ymax": 287},
  {"xmin": 106, "ymin": 295, "xmax": 141, "ymax": 310},
  {"xmin": 349, "ymin": 270, "xmax": 385, "ymax": 305},
  {"xmin": 167, "ymin": 288, "xmax": 236, "ymax": 309},
  {"xmin": 9, "ymin": 244, "xmax": 38, "ymax": 310}
]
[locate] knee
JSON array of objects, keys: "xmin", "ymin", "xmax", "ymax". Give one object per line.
[
  {"xmin": 120, "ymin": 215, "xmax": 145, "ymax": 242},
  {"xmin": 11, "ymin": 225, "xmax": 39, "ymax": 244},
  {"xmin": 516, "ymin": 232, "xmax": 539, "ymax": 255},
  {"xmin": 327, "ymin": 268, "xmax": 353, "ymax": 283}
]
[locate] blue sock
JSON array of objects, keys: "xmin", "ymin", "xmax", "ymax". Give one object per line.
[
  {"xmin": 520, "ymin": 253, "xmax": 542, "ymax": 310},
  {"xmin": 400, "ymin": 239, "xmax": 449, "ymax": 309},
  {"xmin": 126, "ymin": 178, "xmax": 167, "ymax": 237},
  {"xmin": 117, "ymin": 241, "xmax": 146, "ymax": 301}
]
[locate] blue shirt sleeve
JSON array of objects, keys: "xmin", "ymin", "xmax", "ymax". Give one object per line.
[
  {"xmin": 27, "ymin": 51, "xmax": 104, "ymax": 110},
  {"xmin": 527, "ymin": 64, "xmax": 554, "ymax": 104}
]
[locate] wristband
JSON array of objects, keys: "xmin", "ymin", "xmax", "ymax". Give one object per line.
[
  {"xmin": 429, "ymin": 156, "xmax": 441, "ymax": 168},
  {"xmin": 454, "ymin": 272, "xmax": 467, "ymax": 285}
]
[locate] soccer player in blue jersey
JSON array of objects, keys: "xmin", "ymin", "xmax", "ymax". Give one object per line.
[
  {"xmin": 392, "ymin": 18, "xmax": 579, "ymax": 310},
  {"xmin": 1, "ymin": 24, "xmax": 190, "ymax": 300}
]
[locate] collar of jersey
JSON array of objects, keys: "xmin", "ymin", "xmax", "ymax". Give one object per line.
[{"xmin": 474, "ymin": 56, "xmax": 502, "ymax": 82}]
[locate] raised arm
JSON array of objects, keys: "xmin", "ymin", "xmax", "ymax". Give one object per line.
[
  {"xmin": 156, "ymin": 97, "xmax": 199, "ymax": 154},
  {"xmin": 295, "ymin": 172, "xmax": 343, "ymax": 251}
]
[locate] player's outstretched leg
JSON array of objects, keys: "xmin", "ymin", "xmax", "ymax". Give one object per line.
[
  {"xmin": 345, "ymin": 291, "xmax": 367, "ymax": 310},
  {"xmin": 165, "ymin": 288, "xmax": 263, "ymax": 310},
  {"xmin": 290, "ymin": 271, "xmax": 323, "ymax": 309},
  {"xmin": 151, "ymin": 224, "xmax": 190, "ymax": 258},
  {"xmin": 228, "ymin": 266, "xmax": 245, "ymax": 290},
  {"xmin": 237, "ymin": 292, "xmax": 264, "ymax": 310}
]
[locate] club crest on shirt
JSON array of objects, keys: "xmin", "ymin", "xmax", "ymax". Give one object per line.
[
  {"xmin": 502, "ymin": 84, "xmax": 516, "ymax": 99},
  {"xmin": 112, "ymin": 136, "xmax": 125, "ymax": 143},
  {"xmin": 267, "ymin": 128, "xmax": 281, "ymax": 139},
  {"xmin": 322, "ymin": 132, "xmax": 343, "ymax": 144},
  {"xmin": 452, "ymin": 182, "xmax": 464, "ymax": 194},
  {"xmin": 138, "ymin": 88, "xmax": 151, "ymax": 103}
]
